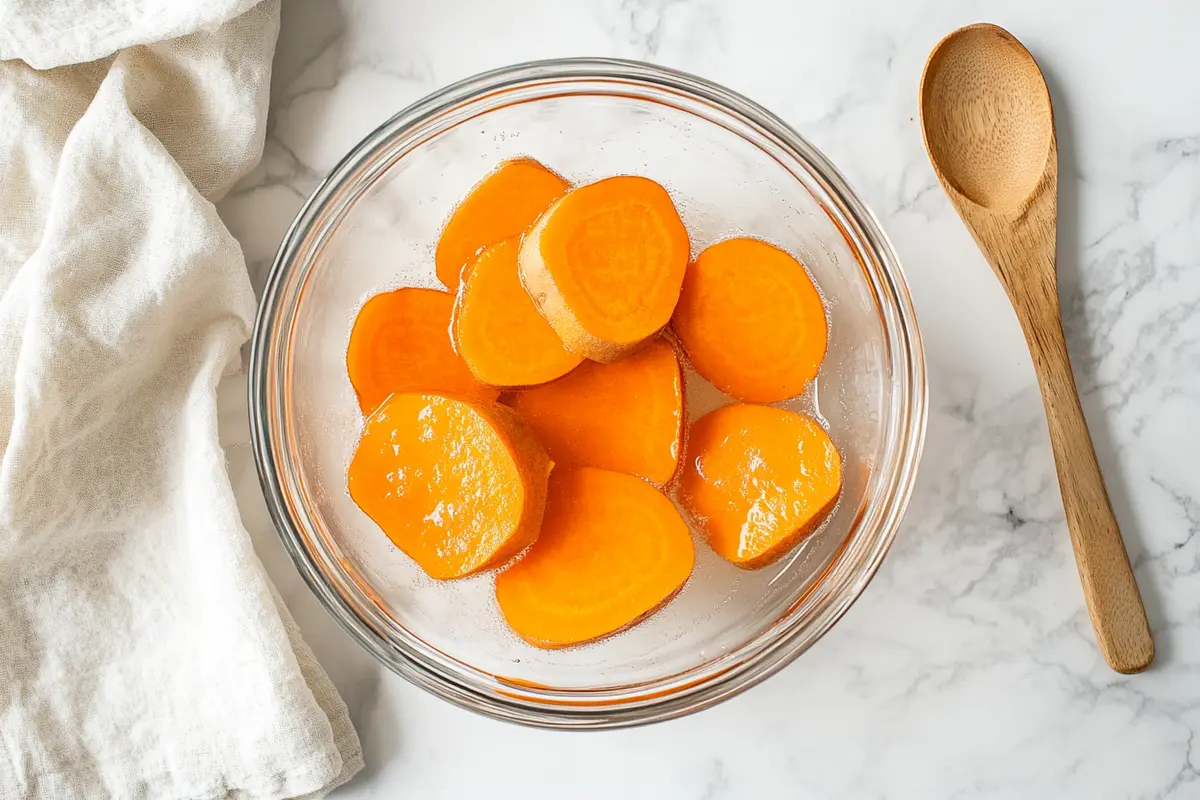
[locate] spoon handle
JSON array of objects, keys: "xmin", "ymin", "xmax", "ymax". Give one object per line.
[{"xmin": 1019, "ymin": 297, "xmax": 1154, "ymax": 674}]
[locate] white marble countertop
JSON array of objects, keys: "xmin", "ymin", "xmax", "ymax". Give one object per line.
[{"xmin": 215, "ymin": 1, "xmax": 1200, "ymax": 797}]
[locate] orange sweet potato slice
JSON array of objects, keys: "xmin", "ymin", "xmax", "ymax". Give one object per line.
[
  {"xmin": 679, "ymin": 404, "xmax": 842, "ymax": 569},
  {"xmin": 452, "ymin": 238, "xmax": 584, "ymax": 387},
  {"xmin": 518, "ymin": 176, "xmax": 690, "ymax": 362},
  {"xmin": 435, "ymin": 158, "xmax": 569, "ymax": 290},
  {"xmin": 347, "ymin": 287, "xmax": 499, "ymax": 415},
  {"xmin": 348, "ymin": 393, "xmax": 551, "ymax": 580},
  {"xmin": 504, "ymin": 337, "xmax": 683, "ymax": 485},
  {"xmin": 672, "ymin": 237, "xmax": 828, "ymax": 403},
  {"xmin": 495, "ymin": 467, "xmax": 694, "ymax": 648}
]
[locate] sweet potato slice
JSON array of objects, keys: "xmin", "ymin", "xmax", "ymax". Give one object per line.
[
  {"xmin": 435, "ymin": 158, "xmax": 569, "ymax": 290},
  {"xmin": 679, "ymin": 404, "xmax": 842, "ymax": 569},
  {"xmin": 347, "ymin": 287, "xmax": 498, "ymax": 415},
  {"xmin": 518, "ymin": 176, "xmax": 690, "ymax": 362},
  {"xmin": 504, "ymin": 337, "xmax": 683, "ymax": 485},
  {"xmin": 348, "ymin": 393, "xmax": 551, "ymax": 580},
  {"xmin": 452, "ymin": 238, "xmax": 583, "ymax": 387},
  {"xmin": 495, "ymin": 467, "xmax": 694, "ymax": 648},
  {"xmin": 672, "ymin": 237, "xmax": 828, "ymax": 403}
]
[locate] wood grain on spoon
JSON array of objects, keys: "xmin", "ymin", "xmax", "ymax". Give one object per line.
[{"xmin": 919, "ymin": 23, "xmax": 1154, "ymax": 674}]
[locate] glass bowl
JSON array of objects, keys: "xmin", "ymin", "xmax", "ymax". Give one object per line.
[{"xmin": 250, "ymin": 58, "xmax": 926, "ymax": 729}]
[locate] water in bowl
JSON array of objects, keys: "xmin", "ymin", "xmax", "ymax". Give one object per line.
[{"xmin": 285, "ymin": 94, "xmax": 884, "ymax": 689}]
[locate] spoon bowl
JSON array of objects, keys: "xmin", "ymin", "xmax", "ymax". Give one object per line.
[{"xmin": 921, "ymin": 25, "xmax": 1054, "ymax": 212}]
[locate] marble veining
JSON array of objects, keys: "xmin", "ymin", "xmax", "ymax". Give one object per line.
[{"xmin": 215, "ymin": 0, "xmax": 1200, "ymax": 796}]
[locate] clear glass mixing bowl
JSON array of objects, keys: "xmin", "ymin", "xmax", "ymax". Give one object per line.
[{"xmin": 249, "ymin": 58, "xmax": 927, "ymax": 729}]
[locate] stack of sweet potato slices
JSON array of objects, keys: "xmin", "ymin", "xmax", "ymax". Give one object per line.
[{"xmin": 345, "ymin": 158, "xmax": 842, "ymax": 649}]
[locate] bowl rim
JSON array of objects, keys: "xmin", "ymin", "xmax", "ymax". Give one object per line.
[{"xmin": 249, "ymin": 56, "xmax": 928, "ymax": 729}]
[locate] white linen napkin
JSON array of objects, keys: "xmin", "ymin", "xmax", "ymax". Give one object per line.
[{"xmin": 0, "ymin": 1, "xmax": 363, "ymax": 797}]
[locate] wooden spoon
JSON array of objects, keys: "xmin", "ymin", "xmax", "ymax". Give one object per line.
[{"xmin": 919, "ymin": 23, "xmax": 1154, "ymax": 673}]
